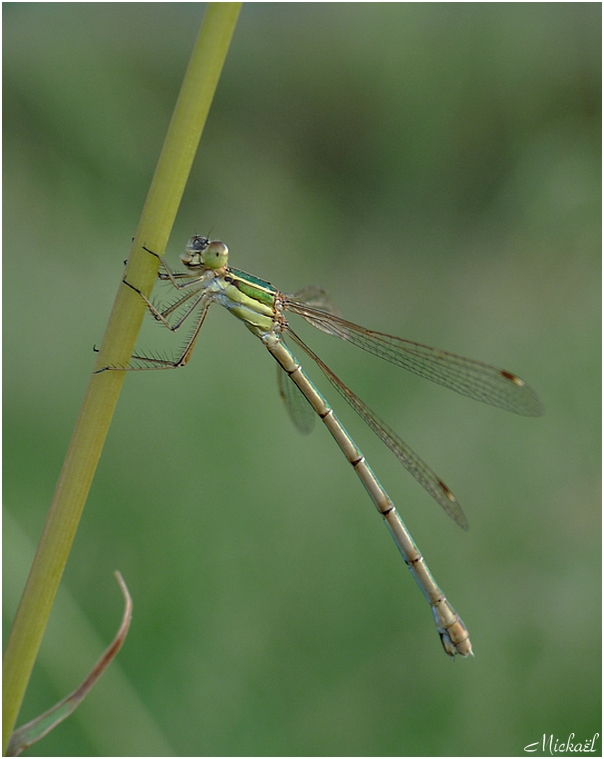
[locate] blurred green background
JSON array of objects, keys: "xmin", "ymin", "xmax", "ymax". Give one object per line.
[{"xmin": 4, "ymin": 3, "xmax": 601, "ymax": 756}]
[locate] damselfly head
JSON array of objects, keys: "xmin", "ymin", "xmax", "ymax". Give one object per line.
[{"xmin": 180, "ymin": 236, "xmax": 228, "ymax": 271}]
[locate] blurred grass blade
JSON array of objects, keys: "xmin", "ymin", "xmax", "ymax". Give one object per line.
[{"xmin": 7, "ymin": 573, "xmax": 132, "ymax": 757}]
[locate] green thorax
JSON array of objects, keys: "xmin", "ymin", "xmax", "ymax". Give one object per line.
[
  {"xmin": 218, "ymin": 267, "xmax": 280, "ymax": 333},
  {"xmin": 226, "ymin": 267, "xmax": 277, "ymax": 307}
]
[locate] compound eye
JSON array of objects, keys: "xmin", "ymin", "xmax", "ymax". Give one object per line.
[{"xmin": 203, "ymin": 241, "xmax": 228, "ymax": 270}]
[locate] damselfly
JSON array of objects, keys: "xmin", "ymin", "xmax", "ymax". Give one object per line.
[{"xmin": 100, "ymin": 235, "xmax": 543, "ymax": 657}]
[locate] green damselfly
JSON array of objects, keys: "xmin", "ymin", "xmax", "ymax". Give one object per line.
[{"xmin": 101, "ymin": 235, "xmax": 543, "ymax": 658}]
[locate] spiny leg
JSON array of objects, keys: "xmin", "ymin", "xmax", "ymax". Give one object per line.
[
  {"xmin": 96, "ymin": 266, "xmax": 212, "ymax": 372},
  {"xmin": 121, "ymin": 278, "xmax": 206, "ymax": 332},
  {"xmin": 141, "ymin": 244, "xmax": 208, "ymax": 292},
  {"xmin": 95, "ymin": 298, "xmax": 211, "ymax": 373}
]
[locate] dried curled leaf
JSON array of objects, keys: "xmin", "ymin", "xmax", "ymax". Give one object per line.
[{"xmin": 7, "ymin": 572, "xmax": 132, "ymax": 757}]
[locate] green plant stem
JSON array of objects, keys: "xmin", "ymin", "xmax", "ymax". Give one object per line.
[{"xmin": 2, "ymin": 4, "xmax": 242, "ymax": 751}]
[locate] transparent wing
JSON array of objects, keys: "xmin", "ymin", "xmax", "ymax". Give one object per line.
[
  {"xmin": 287, "ymin": 286, "xmax": 341, "ymax": 322},
  {"xmin": 277, "ymin": 286, "xmax": 341, "ymax": 434},
  {"xmin": 277, "ymin": 366, "xmax": 315, "ymax": 434},
  {"xmin": 286, "ymin": 327, "xmax": 469, "ymax": 529},
  {"xmin": 285, "ymin": 300, "xmax": 543, "ymax": 417}
]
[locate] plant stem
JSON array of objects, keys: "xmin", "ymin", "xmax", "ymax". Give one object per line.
[{"xmin": 2, "ymin": 4, "xmax": 242, "ymax": 751}]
